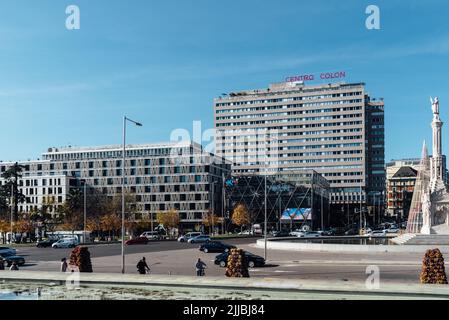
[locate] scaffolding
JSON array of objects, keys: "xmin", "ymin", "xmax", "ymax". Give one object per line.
[{"xmin": 406, "ymin": 142, "xmax": 430, "ymax": 233}]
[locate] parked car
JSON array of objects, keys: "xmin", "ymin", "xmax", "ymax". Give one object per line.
[
  {"xmin": 125, "ymin": 237, "xmax": 149, "ymax": 245},
  {"xmin": 369, "ymin": 230, "xmax": 387, "ymax": 237},
  {"xmin": 386, "ymin": 227, "xmax": 400, "ymax": 233},
  {"xmin": 36, "ymin": 238, "xmax": 58, "ymax": 248},
  {"xmin": 252, "ymin": 224, "xmax": 263, "ymax": 235},
  {"xmin": 214, "ymin": 251, "xmax": 265, "ymax": 268},
  {"xmin": 52, "ymin": 238, "xmax": 79, "ymax": 248},
  {"xmin": 0, "ymin": 252, "xmax": 25, "ymax": 267},
  {"xmin": 199, "ymin": 241, "xmax": 236, "ymax": 253},
  {"xmin": 344, "ymin": 228, "xmax": 358, "ymax": 236},
  {"xmin": 289, "ymin": 230, "xmax": 306, "ymax": 237},
  {"xmin": 304, "ymin": 231, "xmax": 321, "ymax": 238},
  {"xmin": 187, "ymin": 235, "xmax": 211, "ymax": 244},
  {"xmin": 177, "ymin": 232, "xmax": 202, "ymax": 242},
  {"xmin": 317, "ymin": 230, "xmax": 334, "ymax": 236},
  {"xmin": 238, "ymin": 230, "xmax": 252, "ymax": 235},
  {"xmin": 0, "ymin": 247, "xmax": 16, "ymax": 256},
  {"xmin": 270, "ymin": 231, "xmax": 291, "ymax": 238},
  {"xmin": 140, "ymin": 231, "xmax": 161, "ymax": 240}
]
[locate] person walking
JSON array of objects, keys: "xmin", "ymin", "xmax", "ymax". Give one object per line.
[
  {"xmin": 0, "ymin": 258, "xmax": 5, "ymax": 271},
  {"xmin": 195, "ymin": 258, "xmax": 207, "ymax": 276},
  {"xmin": 9, "ymin": 262, "xmax": 19, "ymax": 271},
  {"xmin": 136, "ymin": 257, "xmax": 150, "ymax": 275},
  {"xmin": 60, "ymin": 258, "xmax": 68, "ymax": 272}
]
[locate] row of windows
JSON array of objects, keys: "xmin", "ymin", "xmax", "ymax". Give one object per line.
[
  {"xmin": 217, "ymin": 120, "xmax": 363, "ymax": 128},
  {"xmin": 215, "ymin": 93, "xmax": 363, "ymax": 107}
]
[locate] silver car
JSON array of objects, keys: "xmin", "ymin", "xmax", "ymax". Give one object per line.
[{"xmin": 187, "ymin": 235, "xmax": 211, "ymax": 244}]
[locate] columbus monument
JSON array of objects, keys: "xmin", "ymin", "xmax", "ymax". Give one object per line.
[{"xmin": 407, "ymin": 97, "xmax": 449, "ymax": 234}]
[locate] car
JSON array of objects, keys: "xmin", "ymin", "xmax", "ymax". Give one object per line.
[
  {"xmin": 304, "ymin": 231, "xmax": 321, "ymax": 238},
  {"xmin": 178, "ymin": 232, "xmax": 203, "ymax": 242},
  {"xmin": 188, "ymin": 235, "xmax": 211, "ymax": 244},
  {"xmin": 140, "ymin": 231, "xmax": 161, "ymax": 240},
  {"xmin": 0, "ymin": 247, "xmax": 16, "ymax": 256},
  {"xmin": 344, "ymin": 228, "xmax": 358, "ymax": 236},
  {"xmin": 317, "ymin": 230, "xmax": 334, "ymax": 236},
  {"xmin": 238, "ymin": 230, "xmax": 252, "ymax": 235},
  {"xmin": 125, "ymin": 237, "xmax": 149, "ymax": 245},
  {"xmin": 386, "ymin": 227, "xmax": 400, "ymax": 233},
  {"xmin": 199, "ymin": 241, "xmax": 236, "ymax": 253},
  {"xmin": 214, "ymin": 251, "xmax": 265, "ymax": 268},
  {"xmin": 270, "ymin": 231, "xmax": 290, "ymax": 238},
  {"xmin": 0, "ymin": 253, "xmax": 25, "ymax": 267},
  {"xmin": 36, "ymin": 239, "xmax": 58, "ymax": 248},
  {"xmin": 368, "ymin": 230, "xmax": 387, "ymax": 237},
  {"xmin": 289, "ymin": 230, "xmax": 306, "ymax": 237},
  {"xmin": 52, "ymin": 238, "xmax": 79, "ymax": 248}
]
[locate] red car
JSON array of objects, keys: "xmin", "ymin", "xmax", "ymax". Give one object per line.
[{"xmin": 125, "ymin": 237, "xmax": 149, "ymax": 245}]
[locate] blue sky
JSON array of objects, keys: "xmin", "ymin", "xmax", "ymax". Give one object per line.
[{"xmin": 0, "ymin": 0, "xmax": 448, "ymax": 162}]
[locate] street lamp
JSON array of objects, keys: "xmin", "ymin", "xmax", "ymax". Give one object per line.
[
  {"xmin": 81, "ymin": 180, "xmax": 87, "ymax": 244},
  {"xmin": 121, "ymin": 116, "xmax": 143, "ymax": 274},
  {"xmin": 10, "ymin": 184, "xmax": 14, "ymax": 244}
]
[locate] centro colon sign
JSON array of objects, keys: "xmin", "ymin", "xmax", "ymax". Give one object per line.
[{"xmin": 285, "ymin": 71, "xmax": 346, "ymax": 83}]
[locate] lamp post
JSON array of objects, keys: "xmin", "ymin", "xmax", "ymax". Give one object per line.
[
  {"xmin": 222, "ymin": 172, "xmax": 225, "ymax": 235},
  {"xmin": 83, "ymin": 180, "xmax": 87, "ymax": 244},
  {"xmin": 10, "ymin": 184, "xmax": 13, "ymax": 244},
  {"xmin": 264, "ymin": 173, "xmax": 267, "ymax": 261},
  {"xmin": 121, "ymin": 116, "xmax": 143, "ymax": 274}
]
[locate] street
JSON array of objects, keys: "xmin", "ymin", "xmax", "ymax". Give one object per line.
[{"xmin": 11, "ymin": 238, "xmax": 426, "ymax": 284}]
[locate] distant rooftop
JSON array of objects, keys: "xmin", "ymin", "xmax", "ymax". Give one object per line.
[
  {"xmin": 43, "ymin": 141, "xmax": 202, "ymax": 154},
  {"xmin": 215, "ymin": 81, "xmax": 367, "ymax": 100}
]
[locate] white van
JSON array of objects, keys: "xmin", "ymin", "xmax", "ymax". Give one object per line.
[
  {"xmin": 52, "ymin": 238, "xmax": 79, "ymax": 248},
  {"xmin": 140, "ymin": 231, "xmax": 161, "ymax": 240}
]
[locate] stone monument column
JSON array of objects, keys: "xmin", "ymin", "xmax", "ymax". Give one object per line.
[{"xmin": 431, "ymin": 97, "xmax": 444, "ymax": 181}]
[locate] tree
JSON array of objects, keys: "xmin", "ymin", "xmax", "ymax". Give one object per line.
[
  {"xmin": 31, "ymin": 196, "xmax": 59, "ymax": 234},
  {"xmin": 100, "ymin": 214, "xmax": 121, "ymax": 240},
  {"xmin": 231, "ymin": 204, "xmax": 250, "ymax": 232},
  {"xmin": 0, "ymin": 162, "xmax": 26, "ymax": 221},
  {"xmin": 156, "ymin": 210, "xmax": 180, "ymax": 239},
  {"xmin": 0, "ymin": 219, "xmax": 10, "ymax": 244},
  {"xmin": 202, "ymin": 210, "xmax": 223, "ymax": 235}
]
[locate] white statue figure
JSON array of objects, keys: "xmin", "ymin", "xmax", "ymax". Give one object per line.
[
  {"xmin": 421, "ymin": 190, "xmax": 432, "ymax": 234},
  {"xmin": 430, "ymin": 97, "xmax": 440, "ymax": 115}
]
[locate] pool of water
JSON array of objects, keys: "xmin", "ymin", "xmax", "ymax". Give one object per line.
[
  {"xmin": 0, "ymin": 281, "xmax": 301, "ymax": 300},
  {"xmin": 285, "ymin": 236, "xmax": 395, "ymax": 245}
]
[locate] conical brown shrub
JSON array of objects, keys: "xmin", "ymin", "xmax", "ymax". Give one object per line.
[
  {"xmin": 420, "ymin": 248, "xmax": 448, "ymax": 284},
  {"xmin": 225, "ymin": 248, "xmax": 249, "ymax": 278},
  {"xmin": 69, "ymin": 246, "xmax": 93, "ymax": 273}
]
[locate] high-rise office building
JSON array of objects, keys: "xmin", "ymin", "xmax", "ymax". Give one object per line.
[{"xmin": 214, "ymin": 80, "xmax": 385, "ymax": 218}]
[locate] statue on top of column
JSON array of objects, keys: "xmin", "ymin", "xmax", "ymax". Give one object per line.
[{"xmin": 430, "ymin": 97, "xmax": 440, "ymax": 116}]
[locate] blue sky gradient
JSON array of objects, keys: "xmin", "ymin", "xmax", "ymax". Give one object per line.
[{"xmin": 0, "ymin": 0, "xmax": 448, "ymax": 162}]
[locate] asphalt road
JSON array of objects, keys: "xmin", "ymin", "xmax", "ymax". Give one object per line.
[
  {"xmin": 14, "ymin": 238, "xmax": 256, "ymax": 262},
  {"xmin": 10, "ymin": 238, "xmax": 427, "ymax": 284}
]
